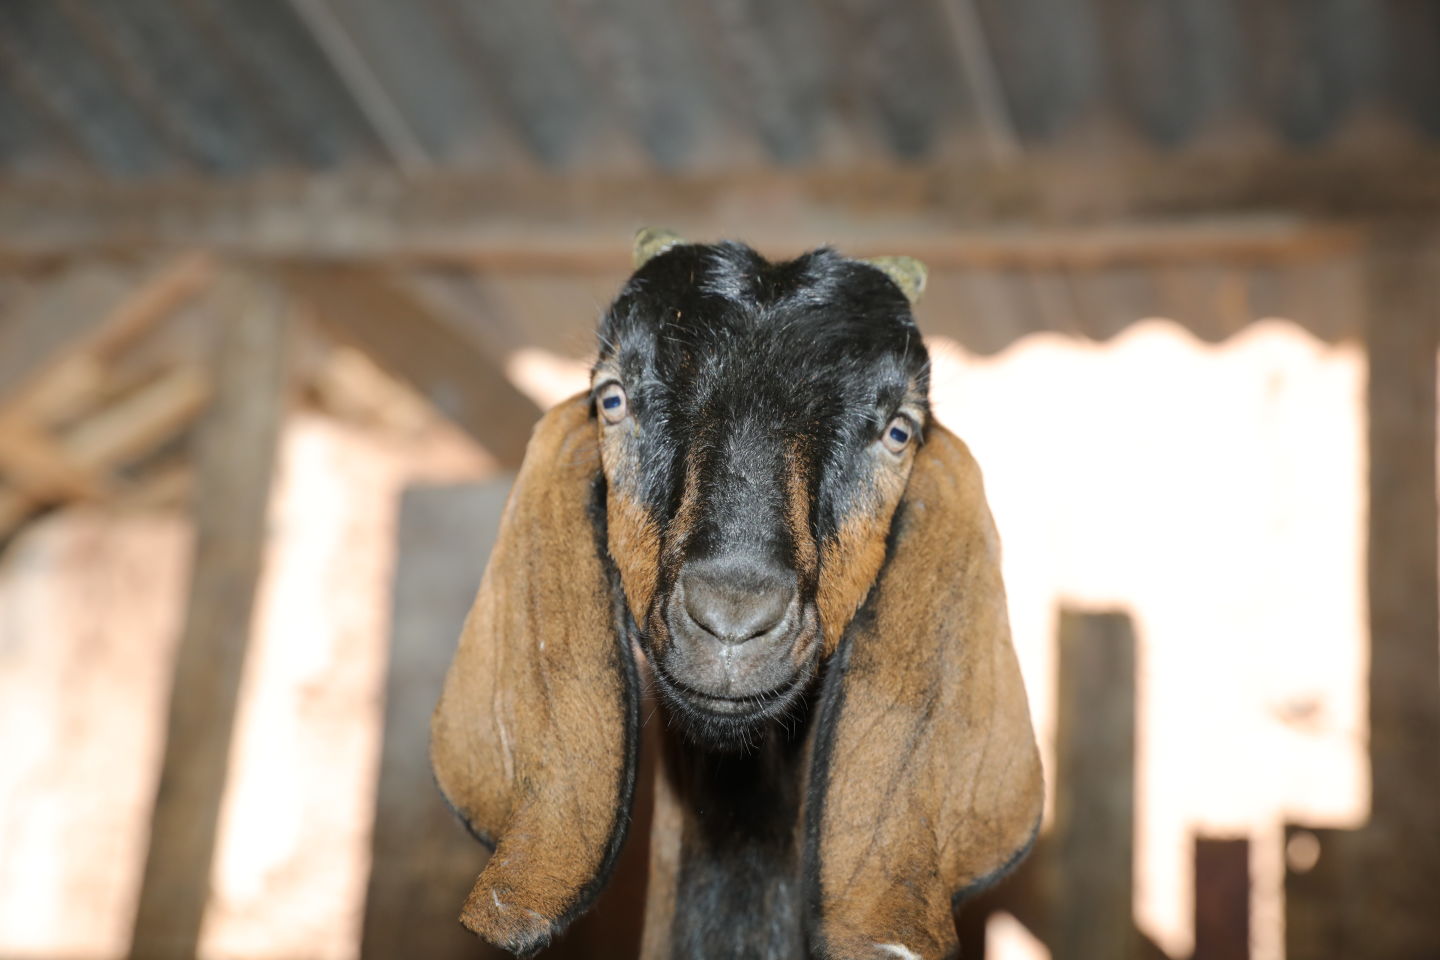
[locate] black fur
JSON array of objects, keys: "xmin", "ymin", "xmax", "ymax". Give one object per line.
[
  {"xmin": 596, "ymin": 242, "xmax": 930, "ymax": 752},
  {"xmin": 665, "ymin": 714, "xmax": 812, "ymax": 960},
  {"xmin": 599, "ymin": 242, "xmax": 929, "ymax": 550}
]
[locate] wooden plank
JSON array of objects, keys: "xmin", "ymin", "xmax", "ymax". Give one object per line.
[
  {"xmin": 0, "ymin": 166, "xmax": 1404, "ymax": 263},
  {"xmin": 1283, "ymin": 825, "xmax": 1355, "ymax": 960},
  {"xmin": 0, "ymin": 366, "xmax": 211, "ymax": 538},
  {"xmin": 925, "ymin": 267, "xmax": 1038, "ymax": 355},
  {"xmin": 0, "ymin": 415, "xmax": 103, "ymax": 501},
  {"xmin": 1193, "ymin": 837, "xmax": 1250, "ymax": 960},
  {"xmin": 1354, "ymin": 235, "xmax": 1440, "ymax": 958},
  {"xmin": 287, "ymin": 266, "xmax": 540, "ymax": 468},
  {"xmin": 1051, "ymin": 609, "xmax": 1138, "ymax": 960},
  {"xmin": 1287, "ymin": 235, "xmax": 1440, "ymax": 960},
  {"xmin": 62, "ymin": 365, "xmax": 210, "ymax": 468},
  {"xmin": 1066, "ymin": 265, "xmax": 1164, "ymax": 341},
  {"xmin": 128, "ymin": 274, "xmax": 291, "ymax": 960},
  {"xmin": 360, "ymin": 483, "xmax": 506, "ymax": 960},
  {"xmin": 363, "ymin": 483, "xmax": 654, "ymax": 959},
  {"xmin": 0, "ymin": 253, "xmax": 214, "ymax": 418}
]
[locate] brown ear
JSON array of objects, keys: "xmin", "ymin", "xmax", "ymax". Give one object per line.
[
  {"xmin": 807, "ymin": 424, "xmax": 1043, "ymax": 960},
  {"xmin": 430, "ymin": 393, "xmax": 639, "ymax": 957}
]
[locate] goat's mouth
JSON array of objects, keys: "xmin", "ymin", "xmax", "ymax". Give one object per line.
[
  {"xmin": 650, "ymin": 655, "xmax": 817, "ymax": 746},
  {"xmin": 656, "ymin": 664, "xmax": 811, "ymax": 716},
  {"xmin": 647, "ymin": 603, "xmax": 822, "ymax": 747}
]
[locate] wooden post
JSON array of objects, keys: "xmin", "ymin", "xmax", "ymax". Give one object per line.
[
  {"xmin": 1051, "ymin": 609, "xmax": 1138, "ymax": 960},
  {"xmin": 1286, "ymin": 232, "xmax": 1440, "ymax": 960},
  {"xmin": 128, "ymin": 274, "xmax": 290, "ymax": 959},
  {"xmin": 1356, "ymin": 235, "xmax": 1440, "ymax": 956},
  {"xmin": 361, "ymin": 483, "xmax": 653, "ymax": 958},
  {"xmin": 1193, "ymin": 838, "xmax": 1250, "ymax": 960},
  {"xmin": 360, "ymin": 484, "xmax": 508, "ymax": 960},
  {"xmin": 285, "ymin": 266, "xmax": 542, "ymax": 469}
]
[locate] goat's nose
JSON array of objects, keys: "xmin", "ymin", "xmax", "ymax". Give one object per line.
[{"xmin": 680, "ymin": 557, "xmax": 795, "ymax": 645}]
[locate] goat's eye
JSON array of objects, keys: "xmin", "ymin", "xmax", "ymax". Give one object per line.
[
  {"xmin": 881, "ymin": 416, "xmax": 913, "ymax": 454},
  {"xmin": 598, "ymin": 383, "xmax": 629, "ymax": 425}
]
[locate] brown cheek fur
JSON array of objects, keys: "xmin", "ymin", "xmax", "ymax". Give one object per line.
[
  {"xmin": 606, "ymin": 487, "xmax": 660, "ymax": 630},
  {"xmin": 641, "ymin": 453, "xmax": 705, "ymax": 656},
  {"xmin": 785, "ymin": 451, "xmax": 820, "ymax": 578},
  {"xmin": 816, "ymin": 459, "xmax": 908, "ymax": 655},
  {"xmin": 600, "ymin": 422, "xmax": 665, "ymax": 645},
  {"xmin": 430, "ymin": 394, "xmax": 636, "ymax": 954},
  {"xmin": 814, "ymin": 426, "xmax": 1044, "ymax": 958}
]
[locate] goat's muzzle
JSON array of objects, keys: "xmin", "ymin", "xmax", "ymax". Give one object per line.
[{"xmin": 655, "ymin": 552, "xmax": 819, "ymax": 737}]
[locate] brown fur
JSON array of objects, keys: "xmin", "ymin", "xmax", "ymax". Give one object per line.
[
  {"xmin": 430, "ymin": 394, "xmax": 634, "ymax": 954},
  {"xmin": 813, "ymin": 425, "xmax": 1044, "ymax": 959},
  {"xmin": 816, "ymin": 459, "xmax": 908, "ymax": 655},
  {"xmin": 785, "ymin": 447, "xmax": 820, "ymax": 578},
  {"xmin": 598, "ymin": 404, "xmax": 662, "ymax": 629},
  {"xmin": 606, "ymin": 486, "xmax": 661, "ymax": 631},
  {"xmin": 642, "ymin": 451, "xmax": 705, "ymax": 657}
]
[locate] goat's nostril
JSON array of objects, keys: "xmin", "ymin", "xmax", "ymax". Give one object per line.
[{"xmin": 680, "ymin": 559, "xmax": 795, "ymax": 645}]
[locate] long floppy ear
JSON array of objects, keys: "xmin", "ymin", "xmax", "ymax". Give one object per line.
[
  {"xmin": 807, "ymin": 424, "xmax": 1043, "ymax": 960},
  {"xmin": 430, "ymin": 393, "xmax": 639, "ymax": 957}
]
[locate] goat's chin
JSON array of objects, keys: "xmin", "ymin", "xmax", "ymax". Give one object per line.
[{"xmin": 650, "ymin": 660, "xmax": 816, "ymax": 751}]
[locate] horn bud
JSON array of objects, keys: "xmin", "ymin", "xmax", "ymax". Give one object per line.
[
  {"xmin": 633, "ymin": 227, "xmax": 686, "ymax": 267},
  {"xmin": 863, "ymin": 255, "xmax": 928, "ymax": 304}
]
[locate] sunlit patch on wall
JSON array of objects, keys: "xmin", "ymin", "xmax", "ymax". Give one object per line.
[{"xmin": 927, "ymin": 320, "xmax": 1367, "ymax": 960}]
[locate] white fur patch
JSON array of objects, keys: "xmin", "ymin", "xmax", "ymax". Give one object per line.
[{"xmin": 876, "ymin": 945, "xmax": 921, "ymax": 960}]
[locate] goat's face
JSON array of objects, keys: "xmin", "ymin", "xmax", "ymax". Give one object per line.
[{"xmin": 592, "ymin": 241, "xmax": 930, "ymax": 745}]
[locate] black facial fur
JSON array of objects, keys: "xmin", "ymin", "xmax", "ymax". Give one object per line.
[{"xmin": 596, "ymin": 241, "xmax": 930, "ymax": 749}]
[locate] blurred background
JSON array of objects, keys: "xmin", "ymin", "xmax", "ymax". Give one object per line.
[{"xmin": 0, "ymin": 1, "xmax": 1437, "ymax": 959}]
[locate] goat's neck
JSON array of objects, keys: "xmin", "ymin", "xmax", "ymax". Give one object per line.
[{"xmin": 641, "ymin": 711, "xmax": 813, "ymax": 960}]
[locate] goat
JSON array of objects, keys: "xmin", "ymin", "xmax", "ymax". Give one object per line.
[{"xmin": 430, "ymin": 230, "xmax": 1043, "ymax": 960}]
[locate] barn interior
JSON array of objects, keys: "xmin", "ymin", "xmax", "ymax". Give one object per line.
[{"xmin": 0, "ymin": 2, "xmax": 1437, "ymax": 959}]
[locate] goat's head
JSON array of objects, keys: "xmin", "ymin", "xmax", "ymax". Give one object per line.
[
  {"xmin": 431, "ymin": 233, "xmax": 1042, "ymax": 959},
  {"xmin": 595, "ymin": 233, "xmax": 929, "ymax": 746}
]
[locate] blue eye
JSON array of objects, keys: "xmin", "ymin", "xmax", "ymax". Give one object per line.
[
  {"xmin": 598, "ymin": 383, "xmax": 629, "ymax": 424},
  {"xmin": 882, "ymin": 416, "xmax": 914, "ymax": 454}
]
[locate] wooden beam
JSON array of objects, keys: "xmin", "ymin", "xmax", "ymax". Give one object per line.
[
  {"xmin": 287, "ymin": 266, "xmax": 540, "ymax": 468},
  {"xmin": 1285, "ymin": 232, "xmax": 1440, "ymax": 960},
  {"xmin": 0, "ymin": 253, "xmax": 214, "ymax": 418},
  {"xmin": 0, "ymin": 164, "xmax": 1403, "ymax": 265},
  {"xmin": 62, "ymin": 365, "xmax": 209, "ymax": 467},
  {"xmin": 0, "ymin": 415, "xmax": 104, "ymax": 501},
  {"xmin": 1051, "ymin": 609, "xmax": 1139, "ymax": 960},
  {"xmin": 1356, "ymin": 233, "xmax": 1440, "ymax": 957},
  {"xmin": 0, "ymin": 365, "xmax": 211, "ymax": 538},
  {"xmin": 129, "ymin": 274, "xmax": 291, "ymax": 960}
]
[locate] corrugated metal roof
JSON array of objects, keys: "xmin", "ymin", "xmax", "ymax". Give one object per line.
[{"xmin": 0, "ymin": 0, "xmax": 1436, "ymax": 180}]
